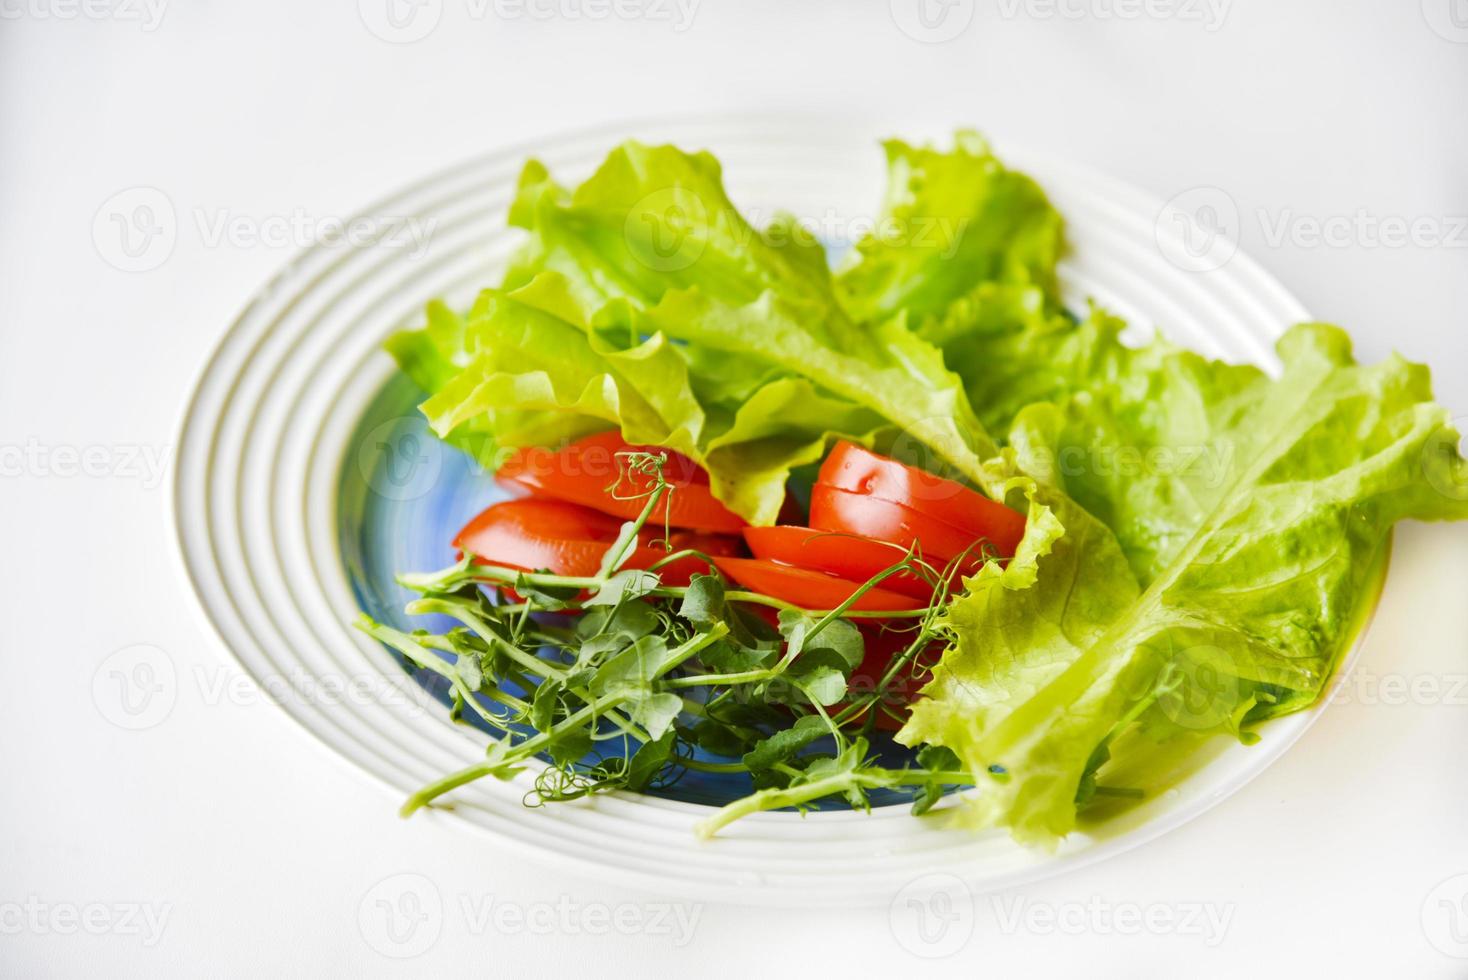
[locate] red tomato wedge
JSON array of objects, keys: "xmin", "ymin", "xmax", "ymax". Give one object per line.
[
  {"xmin": 710, "ymin": 557, "xmax": 926, "ymax": 612},
  {"xmin": 625, "ymin": 531, "xmax": 744, "ymax": 587},
  {"xmin": 454, "ymin": 499, "xmax": 624, "ymax": 578},
  {"xmin": 453, "ymin": 500, "xmax": 742, "ymax": 587},
  {"xmin": 817, "ymin": 441, "xmax": 1025, "ymax": 556},
  {"xmin": 809, "ymin": 485, "xmax": 1007, "ymax": 566},
  {"xmin": 496, "ymin": 431, "xmax": 746, "ymax": 533},
  {"xmin": 742, "ymin": 525, "xmax": 941, "ymax": 600}
]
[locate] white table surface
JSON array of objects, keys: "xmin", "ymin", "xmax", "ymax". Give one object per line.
[{"xmin": 3, "ymin": 1, "xmax": 1467, "ymax": 975}]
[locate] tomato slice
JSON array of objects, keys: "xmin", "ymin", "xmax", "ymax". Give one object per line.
[
  {"xmin": 657, "ymin": 529, "xmax": 746, "ymax": 557},
  {"xmin": 742, "ymin": 525, "xmax": 942, "ymax": 600},
  {"xmin": 710, "ymin": 557, "xmax": 926, "ymax": 612},
  {"xmin": 623, "ymin": 531, "xmax": 745, "ymax": 587},
  {"xmin": 454, "ymin": 500, "xmax": 742, "ymax": 587},
  {"xmin": 809, "ymin": 485, "xmax": 1001, "ymax": 567},
  {"xmin": 497, "ymin": 431, "xmax": 746, "ymax": 533},
  {"xmin": 818, "ymin": 441, "xmax": 1025, "ymax": 556},
  {"xmin": 453, "ymin": 499, "xmax": 626, "ymax": 578}
]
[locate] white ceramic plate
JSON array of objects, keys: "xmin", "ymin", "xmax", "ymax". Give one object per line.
[{"xmin": 171, "ymin": 115, "xmax": 1370, "ymax": 906}]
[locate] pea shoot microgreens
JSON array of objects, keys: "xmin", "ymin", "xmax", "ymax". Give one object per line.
[{"xmin": 356, "ymin": 450, "xmax": 986, "ymax": 836}]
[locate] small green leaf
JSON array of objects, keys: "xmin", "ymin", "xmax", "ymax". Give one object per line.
[
  {"xmin": 628, "ymin": 692, "xmax": 683, "ymax": 740},
  {"xmin": 776, "ymin": 609, "xmax": 814, "ymax": 658},
  {"xmin": 455, "ymin": 652, "xmax": 484, "ymax": 690},
  {"xmin": 584, "ymin": 569, "xmax": 659, "ymax": 607},
  {"xmin": 483, "ymin": 737, "xmax": 529, "ymax": 779},
  {"xmin": 574, "ymin": 634, "xmax": 627, "ymax": 666},
  {"xmin": 603, "ymin": 599, "xmax": 660, "ymax": 639},
  {"xmin": 562, "ymin": 667, "xmax": 596, "ymax": 690},
  {"xmin": 592, "ymin": 635, "xmax": 674, "ymax": 692},
  {"xmin": 911, "ymin": 744, "xmax": 963, "ymax": 816},
  {"xmin": 791, "ymin": 647, "xmax": 857, "ymax": 678},
  {"xmin": 545, "ymin": 729, "xmax": 593, "ymax": 767},
  {"xmin": 777, "ymin": 612, "xmax": 865, "ymax": 672},
  {"xmin": 712, "ymin": 702, "xmax": 787, "ymax": 729},
  {"xmin": 805, "ymin": 618, "xmax": 864, "ymax": 672},
  {"xmin": 795, "ymin": 666, "xmax": 848, "ymax": 707},
  {"xmin": 684, "ymin": 719, "xmax": 752, "ymax": 758},
  {"xmin": 697, "ymin": 638, "xmax": 774, "ymax": 673},
  {"xmin": 728, "ymin": 603, "xmax": 782, "ymax": 647},
  {"xmin": 917, "ymin": 744, "xmax": 960, "ymax": 772},
  {"xmin": 742, "ymin": 715, "xmax": 829, "ymax": 771},
  {"xmin": 530, "ymin": 677, "xmax": 563, "ymax": 731},
  {"xmin": 513, "ymin": 572, "xmax": 579, "ymax": 610},
  {"xmin": 624, "ymin": 732, "xmax": 675, "ymax": 791},
  {"xmin": 576, "ymin": 607, "xmax": 611, "ymax": 639},
  {"xmin": 678, "ymin": 574, "xmax": 726, "ymax": 626}
]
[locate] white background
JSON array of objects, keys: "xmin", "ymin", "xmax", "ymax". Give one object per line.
[{"xmin": 3, "ymin": 0, "xmax": 1468, "ymax": 975}]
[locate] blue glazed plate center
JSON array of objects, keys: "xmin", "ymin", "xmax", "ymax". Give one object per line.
[{"xmin": 337, "ymin": 373, "xmax": 924, "ymax": 809}]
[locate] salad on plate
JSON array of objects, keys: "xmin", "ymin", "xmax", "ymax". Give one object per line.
[{"xmin": 358, "ymin": 132, "xmax": 1468, "ymax": 845}]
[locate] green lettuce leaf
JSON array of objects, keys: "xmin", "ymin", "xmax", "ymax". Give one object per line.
[
  {"xmin": 899, "ymin": 323, "xmax": 1468, "ymax": 844},
  {"xmin": 634, "ymin": 286, "xmax": 1000, "ymax": 507},
  {"xmin": 396, "ymin": 271, "xmax": 901, "ymax": 523},
  {"xmin": 391, "ymin": 139, "xmax": 1011, "ymax": 523},
  {"xmin": 918, "ymin": 293, "xmax": 1137, "ymax": 436},
  {"xmin": 505, "ymin": 146, "xmax": 869, "ymax": 354},
  {"xmin": 830, "ymin": 131, "xmax": 1121, "ymax": 440},
  {"xmin": 835, "ymin": 131, "xmax": 1064, "ymax": 325},
  {"xmin": 416, "ymin": 274, "xmax": 706, "ymax": 457}
]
